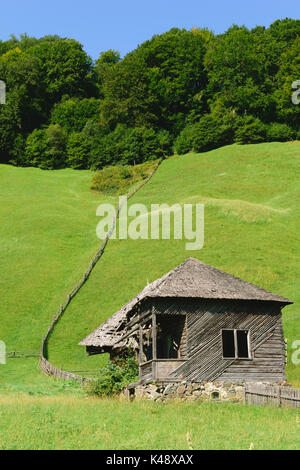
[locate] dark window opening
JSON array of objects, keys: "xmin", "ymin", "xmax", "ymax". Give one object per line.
[
  {"xmin": 222, "ymin": 329, "xmax": 250, "ymax": 359},
  {"xmin": 142, "ymin": 321, "xmax": 153, "ymax": 362},
  {"xmin": 237, "ymin": 330, "xmax": 250, "ymax": 358},
  {"xmin": 222, "ymin": 330, "xmax": 235, "ymax": 358},
  {"xmin": 157, "ymin": 315, "xmax": 186, "ymax": 359}
]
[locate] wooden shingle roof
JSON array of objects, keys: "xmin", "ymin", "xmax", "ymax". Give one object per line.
[{"xmin": 79, "ymin": 257, "xmax": 292, "ymax": 348}]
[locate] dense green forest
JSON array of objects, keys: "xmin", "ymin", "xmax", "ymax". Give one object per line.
[{"xmin": 0, "ymin": 18, "xmax": 299, "ymax": 169}]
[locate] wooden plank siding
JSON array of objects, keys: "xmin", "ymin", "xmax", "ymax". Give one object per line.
[
  {"xmin": 156, "ymin": 360, "xmax": 185, "ymax": 380},
  {"xmin": 219, "ymin": 319, "xmax": 285, "ymax": 382},
  {"xmin": 140, "ymin": 359, "xmax": 185, "ymax": 382},
  {"xmin": 170, "ymin": 299, "xmax": 286, "ymax": 383},
  {"xmin": 140, "ymin": 360, "xmax": 153, "ymax": 381},
  {"xmin": 179, "ymin": 316, "xmax": 187, "ymax": 358},
  {"xmin": 113, "ymin": 297, "xmax": 286, "ymax": 384}
]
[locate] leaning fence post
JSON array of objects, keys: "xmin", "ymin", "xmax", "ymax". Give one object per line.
[
  {"xmin": 277, "ymin": 386, "xmax": 281, "ymax": 407},
  {"xmin": 284, "ymin": 338, "xmax": 288, "ymax": 365}
]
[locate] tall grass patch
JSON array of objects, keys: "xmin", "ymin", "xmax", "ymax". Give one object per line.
[{"xmin": 90, "ymin": 160, "xmax": 158, "ymax": 194}]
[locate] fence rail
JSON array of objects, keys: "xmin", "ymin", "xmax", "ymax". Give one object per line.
[
  {"xmin": 7, "ymin": 350, "xmax": 40, "ymax": 358},
  {"xmin": 39, "ymin": 356, "xmax": 88, "ymax": 383},
  {"xmin": 245, "ymin": 383, "xmax": 300, "ymax": 408},
  {"xmin": 67, "ymin": 370, "xmax": 100, "ymax": 376}
]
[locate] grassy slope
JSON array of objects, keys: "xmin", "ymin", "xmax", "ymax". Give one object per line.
[
  {"xmin": 49, "ymin": 142, "xmax": 300, "ymax": 383},
  {"xmin": 0, "ymin": 142, "xmax": 300, "ymax": 392},
  {"xmin": 0, "ymin": 165, "xmax": 108, "ymax": 391}
]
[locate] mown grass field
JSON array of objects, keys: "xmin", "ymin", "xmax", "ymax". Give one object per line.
[{"xmin": 0, "ymin": 142, "xmax": 299, "ymax": 449}]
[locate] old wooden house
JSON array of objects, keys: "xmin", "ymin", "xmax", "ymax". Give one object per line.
[{"xmin": 80, "ymin": 258, "xmax": 292, "ymax": 383}]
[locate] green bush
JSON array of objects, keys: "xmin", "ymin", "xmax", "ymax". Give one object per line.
[
  {"xmin": 156, "ymin": 129, "xmax": 174, "ymax": 157},
  {"xmin": 90, "ymin": 124, "xmax": 170, "ymax": 169},
  {"xmin": 234, "ymin": 115, "xmax": 266, "ymax": 144},
  {"xmin": 51, "ymin": 98, "xmax": 101, "ymax": 134},
  {"xmin": 25, "ymin": 124, "xmax": 67, "ymax": 169},
  {"xmin": 82, "ymin": 119, "xmax": 109, "ymax": 140},
  {"xmin": 173, "ymin": 125, "xmax": 194, "ymax": 154},
  {"xmin": 44, "ymin": 124, "xmax": 68, "ymax": 169},
  {"xmin": 91, "ymin": 165, "xmax": 131, "ymax": 194},
  {"xmin": 86, "ymin": 355, "xmax": 139, "ymax": 397},
  {"xmin": 91, "ymin": 160, "xmax": 157, "ymax": 194},
  {"xmin": 25, "ymin": 129, "xmax": 48, "ymax": 167},
  {"xmin": 119, "ymin": 127, "xmax": 159, "ymax": 165},
  {"xmin": 88, "ymin": 124, "xmax": 127, "ymax": 168},
  {"xmin": 174, "ymin": 114, "xmax": 233, "ymax": 155},
  {"xmin": 66, "ymin": 132, "xmax": 91, "ymax": 169},
  {"xmin": 192, "ymin": 115, "xmax": 232, "ymax": 152},
  {"xmin": 266, "ymin": 123, "xmax": 295, "ymax": 142},
  {"xmin": 9, "ymin": 134, "xmax": 27, "ymax": 166}
]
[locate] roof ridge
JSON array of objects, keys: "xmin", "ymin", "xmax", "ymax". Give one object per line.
[{"xmin": 79, "ymin": 257, "xmax": 293, "ymax": 348}]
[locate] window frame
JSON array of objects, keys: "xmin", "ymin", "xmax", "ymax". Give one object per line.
[{"xmin": 221, "ymin": 328, "xmax": 252, "ymax": 360}]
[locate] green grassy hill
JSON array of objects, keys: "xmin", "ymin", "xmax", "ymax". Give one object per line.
[{"xmin": 0, "ymin": 142, "xmax": 300, "ymax": 393}]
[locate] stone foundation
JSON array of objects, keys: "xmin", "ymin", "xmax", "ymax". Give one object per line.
[{"xmin": 123, "ymin": 381, "xmax": 245, "ymax": 403}]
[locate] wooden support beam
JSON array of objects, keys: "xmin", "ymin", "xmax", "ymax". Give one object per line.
[
  {"xmin": 152, "ymin": 310, "xmax": 157, "ymax": 360},
  {"xmin": 139, "ymin": 325, "xmax": 143, "ymax": 366},
  {"xmin": 114, "ymin": 325, "xmax": 139, "ymax": 344},
  {"xmin": 114, "ymin": 314, "xmax": 152, "ymax": 345},
  {"xmin": 152, "ymin": 304, "xmax": 157, "ymax": 381},
  {"xmin": 127, "ymin": 309, "xmax": 151, "ymax": 330}
]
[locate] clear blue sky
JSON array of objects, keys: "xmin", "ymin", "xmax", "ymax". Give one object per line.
[{"xmin": 1, "ymin": 1, "xmax": 299, "ymax": 60}]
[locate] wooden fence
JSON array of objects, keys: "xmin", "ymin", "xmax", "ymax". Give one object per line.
[
  {"xmin": 39, "ymin": 356, "xmax": 88, "ymax": 382},
  {"xmin": 39, "ymin": 160, "xmax": 162, "ymax": 382},
  {"xmin": 67, "ymin": 370, "xmax": 100, "ymax": 377},
  {"xmin": 245, "ymin": 383, "xmax": 300, "ymax": 408},
  {"xmin": 7, "ymin": 350, "xmax": 40, "ymax": 358}
]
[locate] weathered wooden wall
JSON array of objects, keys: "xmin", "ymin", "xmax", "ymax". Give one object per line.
[
  {"xmin": 180, "ymin": 317, "xmax": 187, "ymax": 358},
  {"xmin": 156, "ymin": 359, "xmax": 185, "ymax": 380},
  {"xmin": 125, "ymin": 297, "xmax": 286, "ymax": 384},
  {"xmin": 218, "ymin": 318, "xmax": 285, "ymax": 382},
  {"xmin": 139, "ymin": 360, "xmax": 153, "ymax": 381},
  {"xmin": 170, "ymin": 299, "xmax": 286, "ymax": 383}
]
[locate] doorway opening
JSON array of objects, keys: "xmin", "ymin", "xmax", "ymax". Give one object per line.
[{"xmin": 156, "ymin": 315, "xmax": 186, "ymax": 359}]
